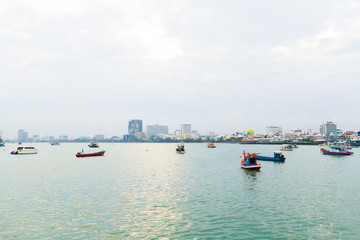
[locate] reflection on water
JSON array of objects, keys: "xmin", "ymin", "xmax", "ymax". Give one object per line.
[{"xmin": 1, "ymin": 143, "xmax": 360, "ymax": 239}]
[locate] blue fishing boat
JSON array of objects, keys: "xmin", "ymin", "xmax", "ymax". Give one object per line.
[
  {"xmin": 0, "ymin": 137, "xmax": 4, "ymax": 147},
  {"xmin": 256, "ymin": 151, "xmax": 286, "ymax": 162}
]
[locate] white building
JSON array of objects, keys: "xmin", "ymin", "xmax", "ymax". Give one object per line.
[
  {"xmin": 146, "ymin": 124, "xmax": 168, "ymax": 138},
  {"xmin": 320, "ymin": 121, "xmax": 337, "ymax": 137},
  {"xmin": 267, "ymin": 126, "xmax": 282, "ymax": 135}
]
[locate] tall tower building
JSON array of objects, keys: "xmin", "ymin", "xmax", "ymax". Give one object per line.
[
  {"xmin": 128, "ymin": 119, "xmax": 143, "ymax": 136},
  {"xmin": 181, "ymin": 124, "xmax": 192, "ymax": 135},
  {"xmin": 18, "ymin": 129, "xmax": 28, "ymax": 142},
  {"xmin": 320, "ymin": 121, "xmax": 337, "ymax": 137}
]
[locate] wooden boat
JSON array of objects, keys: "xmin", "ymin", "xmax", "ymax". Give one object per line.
[
  {"xmin": 321, "ymin": 143, "xmax": 353, "ymax": 155},
  {"xmin": 241, "ymin": 151, "xmax": 261, "ymax": 170},
  {"xmin": 88, "ymin": 142, "xmax": 99, "ymax": 148},
  {"xmin": 176, "ymin": 143, "xmax": 185, "ymax": 154},
  {"xmin": 207, "ymin": 142, "xmax": 216, "ymax": 148},
  {"xmin": 76, "ymin": 150, "xmax": 105, "ymax": 158},
  {"xmin": 280, "ymin": 145, "xmax": 293, "ymax": 151},
  {"xmin": 256, "ymin": 151, "xmax": 286, "ymax": 162}
]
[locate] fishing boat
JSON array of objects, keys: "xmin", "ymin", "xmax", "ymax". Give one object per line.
[
  {"xmin": 241, "ymin": 151, "xmax": 261, "ymax": 170},
  {"xmin": 76, "ymin": 150, "xmax": 105, "ymax": 158},
  {"xmin": 10, "ymin": 146, "xmax": 37, "ymax": 155},
  {"xmin": 280, "ymin": 145, "xmax": 293, "ymax": 151},
  {"xmin": 88, "ymin": 142, "xmax": 99, "ymax": 148},
  {"xmin": 0, "ymin": 137, "xmax": 4, "ymax": 147},
  {"xmin": 256, "ymin": 151, "xmax": 286, "ymax": 162},
  {"xmin": 50, "ymin": 141, "xmax": 60, "ymax": 145},
  {"xmin": 207, "ymin": 142, "xmax": 216, "ymax": 148},
  {"xmin": 176, "ymin": 143, "xmax": 185, "ymax": 154},
  {"xmin": 240, "ymin": 138, "xmax": 258, "ymax": 144},
  {"xmin": 321, "ymin": 142, "xmax": 353, "ymax": 155}
]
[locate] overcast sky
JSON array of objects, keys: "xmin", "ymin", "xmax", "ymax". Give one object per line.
[{"xmin": 1, "ymin": 0, "xmax": 360, "ymax": 138}]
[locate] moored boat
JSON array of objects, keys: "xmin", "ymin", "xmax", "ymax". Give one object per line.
[
  {"xmin": 321, "ymin": 143, "xmax": 353, "ymax": 155},
  {"xmin": 176, "ymin": 143, "xmax": 185, "ymax": 154},
  {"xmin": 241, "ymin": 151, "xmax": 261, "ymax": 170},
  {"xmin": 76, "ymin": 150, "xmax": 105, "ymax": 158},
  {"xmin": 256, "ymin": 151, "xmax": 286, "ymax": 162},
  {"xmin": 50, "ymin": 141, "xmax": 60, "ymax": 145},
  {"xmin": 10, "ymin": 146, "xmax": 37, "ymax": 155},
  {"xmin": 0, "ymin": 137, "xmax": 4, "ymax": 147},
  {"xmin": 280, "ymin": 145, "xmax": 293, "ymax": 151},
  {"xmin": 88, "ymin": 142, "xmax": 99, "ymax": 148},
  {"xmin": 207, "ymin": 142, "xmax": 216, "ymax": 148}
]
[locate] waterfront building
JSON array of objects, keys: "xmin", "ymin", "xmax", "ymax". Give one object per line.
[
  {"xmin": 18, "ymin": 129, "xmax": 28, "ymax": 142},
  {"xmin": 135, "ymin": 132, "xmax": 146, "ymax": 140},
  {"xmin": 320, "ymin": 121, "xmax": 337, "ymax": 137},
  {"xmin": 128, "ymin": 119, "xmax": 143, "ymax": 136},
  {"xmin": 267, "ymin": 126, "xmax": 282, "ymax": 135},
  {"xmin": 146, "ymin": 124, "xmax": 168, "ymax": 138},
  {"xmin": 181, "ymin": 124, "xmax": 191, "ymax": 135}
]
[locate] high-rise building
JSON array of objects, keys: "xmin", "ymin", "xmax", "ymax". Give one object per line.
[
  {"xmin": 320, "ymin": 121, "xmax": 337, "ymax": 137},
  {"xmin": 128, "ymin": 119, "xmax": 143, "ymax": 136},
  {"xmin": 267, "ymin": 126, "xmax": 282, "ymax": 135},
  {"xmin": 181, "ymin": 124, "xmax": 191, "ymax": 135},
  {"xmin": 146, "ymin": 124, "xmax": 168, "ymax": 138},
  {"xmin": 18, "ymin": 129, "xmax": 29, "ymax": 142}
]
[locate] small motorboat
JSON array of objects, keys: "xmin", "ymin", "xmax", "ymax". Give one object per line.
[
  {"xmin": 280, "ymin": 145, "xmax": 293, "ymax": 151},
  {"xmin": 88, "ymin": 142, "xmax": 99, "ymax": 148},
  {"xmin": 207, "ymin": 142, "xmax": 216, "ymax": 148},
  {"xmin": 256, "ymin": 151, "xmax": 286, "ymax": 162},
  {"xmin": 241, "ymin": 151, "xmax": 261, "ymax": 170},
  {"xmin": 176, "ymin": 143, "xmax": 185, "ymax": 154},
  {"xmin": 10, "ymin": 146, "xmax": 38, "ymax": 155},
  {"xmin": 50, "ymin": 142, "xmax": 60, "ymax": 145},
  {"xmin": 0, "ymin": 137, "xmax": 5, "ymax": 147},
  {"xmin": 76, "ymin": 150, "xmax": 105, "ymax": 158}
]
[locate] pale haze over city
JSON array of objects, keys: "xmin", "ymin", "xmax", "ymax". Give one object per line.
[{"xmin": 1, "ymin": 0, "xmax": 360, "ymax": 137}]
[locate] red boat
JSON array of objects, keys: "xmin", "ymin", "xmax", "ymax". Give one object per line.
[
  {"xmin": 76, "ymin": 150, "xmax": 105, "ymax": 158},
  {"xmin": 241, "ymin": 151, "xmax": 261, "ymax": 170},
  {"xmin": 320, "ymin": 148, "xmax": 353, "ymax": 155}
]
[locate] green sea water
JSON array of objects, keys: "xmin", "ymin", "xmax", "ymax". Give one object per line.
[{"xmin": 0, "ymin": 143, "xmax": 359, "ymax": 239}]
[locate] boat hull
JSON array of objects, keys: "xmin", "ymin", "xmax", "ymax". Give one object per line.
[
  {"xmin": 241, "ymin": 159, "xmax": 261, "ymax": 170},
  {"xmin": 321, "ymin": 148, "xmax": 353, "ymax": 155},
  {"xmin": 76, "ymin": 151, "xmax": 105, "ymax": 158},
  {"xmin": 256, "ymin": 155, "xmax": 285, "ymax": 162}
]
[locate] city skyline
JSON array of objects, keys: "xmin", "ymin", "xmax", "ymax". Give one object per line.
[{"xmin": 1, "ymin": 1, "xmax": 360, "ymax": 137}]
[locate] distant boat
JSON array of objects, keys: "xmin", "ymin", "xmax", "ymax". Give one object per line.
[
  {"xmin": 0, "ymin": 137, "xmax": 4, "ymax": 147},
  {"xmin": 88, "ymin": 142, "xmax": 99, "ymax": 148},
  {"xmin": 76, "ymin": 150, "xmax": 105, "ymax": 158},
  {"xmin": 50, "ymin": 142, "xmax": 60, "ymax": 145},
  {"xmin": 240, "ymin": 138, "xmax": 258, "ymax": 144},
  {"xmin": 176, "ymin": 143, "xmax": 185, "ymax": 154},
  {"xmin": 256, "ymin": 151, "xmax": 286, "ymax": 162},
  {"xmin": 207, "ymin": 142, "xmax": 216, "ymax": 148},
  {"xmin": 280, "ymin": 145, "xmax": 293, "ymax": 151},
  {"xmin": 241, "ymin": 151, "xmax": 261, "ymax": 170},
  {"xmin": 10, "ymin": 146, "xmax": 37, "ymax": 155}
]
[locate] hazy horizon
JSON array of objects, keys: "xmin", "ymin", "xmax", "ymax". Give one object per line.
[{"xmin": 1, "ymin": 1, "xmax": 360, "ymax": 137}]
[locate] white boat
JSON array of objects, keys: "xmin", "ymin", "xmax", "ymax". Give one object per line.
[{"xmin": 10, "ymin": 146, "xmax": 38, "ymax": 155}]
